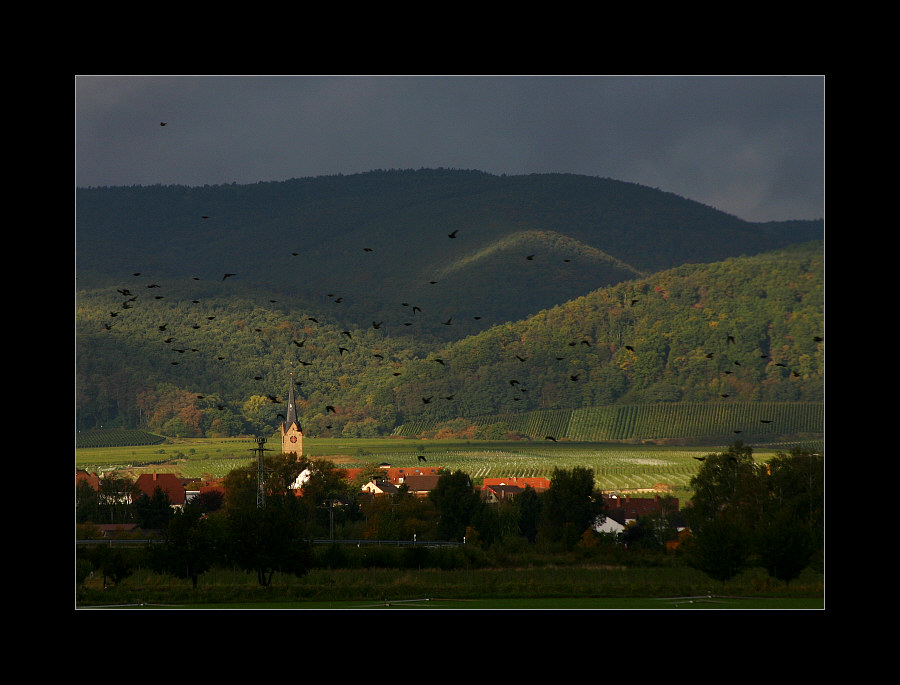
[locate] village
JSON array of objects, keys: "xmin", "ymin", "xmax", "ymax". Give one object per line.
[{"xmin": 75, "ymin": 462, "xmax": 683, "ymax": 541}]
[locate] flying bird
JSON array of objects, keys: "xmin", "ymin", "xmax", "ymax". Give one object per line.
[
  {"xmin": 372, "ymin": 321, "xmax": 382, "ymax": 329},
  {"xmin": 364, "ymin": 247, "xmax": 373, "ymax": 252},
  {"xmin": 422, "ymin": 396, "xmax": 433, "ymax": 404},
  {"xmin": 307, "ymin": 317, "xmax": 319, "ymax": 323},
  {"xmin": 222, "ymin": 273, "xmax": 236, "ymax": 280},
  {"xmin": 342, "ymin": 331, "xmax": 352, "ymax": 338},
  {"xmin": 160, "ymin": 122, "xmax": 167, "ymax": 126},
  {"xmin": 569, "ymin": 374, "xmax": 579, "ymax": 381},
  {"xmin": 526, "ymin": 254, "xmax": 535, "ymax": 260},
  {"xmin": 625, "ymin": 345, "xmax": 634, "ymax": 352},
  {"xmin": 418, "ymin": 455, "xmax": 427, "ymax": 462},
  {"xmin": 545, "ymin": 436, "xmax": 557, "ymax": 442},
  {"xmin": 760, "ymin": 419, "xmax": 772, "ymax": 424},
  {"xmin": 448, "ymin": 230, "xmax": 458, "ymax": 239},
  {"xmin": 339, "ymin": 347, "xmax": 349, "ymax": 355},
  {"xmin": 326, "ymin": 405, "xmax": 336, "ymax": 413},
  {"xmin": 693, "ymin": 456, "xmax": 706, "ymax": 461},
  {"xmin": 442, "ymin": 317, "xmax": 452, "ymax": 325},
  {"xmin": 515, "ymin": 355, "xmax": 526, "ymax": 362},
  {"xmin": 432, "ymin": 358, "xmax": 445, "ymax": 365},
  {"xmin": 727, "ymin": 335, "xmax": 736, "ymax": 344}
]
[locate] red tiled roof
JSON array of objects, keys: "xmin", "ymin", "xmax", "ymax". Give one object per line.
[
  {"xmin": 134, "ymin": 472, "xmax": 186, "ymax": 505},
  {"xmin": 76, "ymin": 470, "xmax": 101, "ymax": 490}
]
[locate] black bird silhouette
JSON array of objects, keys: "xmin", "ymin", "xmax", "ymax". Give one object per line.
[
  {"xmin": 201, "ymin": 215, "xmax": 209, "ymax": 220},
  {"xmin": 297, "ymin": 360, "xmax": 313, "ymax": 366},
  {"xmin": 418, "ymin": 455, "xmax": 427, "ymax": 462},
  {"xmin": 813, "ymin": 336, "xmax": 824, "ymax": 342},
  {"xmin": 307, "ymin": 317, "xmax": 319, "ymax": 323},
  {"xmin": 372, "ymin": 321, "xmax": 382, "ymax": 329},
  {"xmin": 158, "ymin": 324, "xmax": 167, "ymax": 331},
  {"xmin": 569, "ymin": 374, "xmax": 579, "ymax": 381},
  {"xmin": 442, "ymin": 317, "xmax": 452, "ymax": 325},
  {"xmin": 373, "ymin": 353, "xmax": 384, "ymax": 359},
  {"xmin": 630, "ymin": 299, "xmax": 639, "ymax": 306},
  {"xmin": 545, "ymin": 436, "xmax": 557, "ymax": 442},
  {"xmin": 526, "ymin": 254, "xmax": 535, "ymax": 260},
  {"xmin": 267, "ymin": 395, "xmax": 282, "ymax": 403},
  {"xmin": 413, "ymin": 306, "xmax": 421, "ymax": 314},
  {"xmin": 422, "ymin": 396, "xmax": 433, "ymax": 404},
  {"xmin": 364, "ymin": 247, "xmax": 373, "ymax": 252},
  {"xmin": 448, "ymin": 230, "xmax": 458, "ymax": 239},
  {"xmin": 339, "ymin": 347, "xmax": 349, "ymax": 355},
  {"xmin": 509, "ymin": 380, "xmax": 520, "ymax": 386},
  {"xmin": 516, "ymin": 355, "xmax": 526, "ymax": 362},
  {"xmin": 342, "ymin": 331, "xmax": 352, "ymax": 339},
  {"xmin": 693, "ymin": 456, "xmax": 706, "ymax": 461},
  {"xmin": 581, "ymin": 340, "xmax": 591, "ymax": 347},
  {"xmin": 441, "ymin": 394, "xmax": 455, "ymax": 400},
  {"xmin": 326, "ymin": 405, "xmax": 336, "ymax": 413},
  {"xmin": 727, "ymin": 335, "xmax": 736, "ymax": 344},
  {"xmin": 222, "ymin": 273, "xmax": 235, "ymax": 280},
  {"xmin": 733, "ymin": 430, "xmax": 743, "ymax": 434},
  {"xmin": 705, "ymin": 353, "xmax": 715, "ymax": 358},
  {"xmin": 760, "ymin": 419, "xmax": 772, "ymax": 424},
  {"xmin": 160, "ymin": 122, "xmax": 167, "ymax": 126},
  {"xmin": 432, "ymin": 358, "xmax": 445, "ymax": 365},
  {"xmin": 625, "ymin": 345, "xmax": 634, "ymax": 352}
]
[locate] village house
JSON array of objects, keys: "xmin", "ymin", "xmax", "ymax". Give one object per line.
[
  {"xmin": 480, "ymin": 476, "xmax": 550, "ymax": 503},
  {"xmin": 134, "ymin": 472, "xmax": 187, "ymax": 506}
]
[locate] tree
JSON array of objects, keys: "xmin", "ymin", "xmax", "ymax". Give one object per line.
[
  {"xmin": 134, "ymin": 485, "xmax": 174, "ymax": 530},
  {"xmin": 97, "ymin": 474, "xmax": 140, "ymax": 524},
  {"xmin": 224, "ymin": 498, "xmax": 313, "ymax": 587},
  {"xmin": 429, "ymin": 471, "xmax": 483, "ymax": 541},
  {"xmin": 149, "ymin": 505, "xmax": 221, "ymax": 588},
  {"xmin": 682, "ymin": 442, "xmax": 764, "ymax": 580},
  {"xmin": 755, "ymin": 448, "xmax": 823, "ymax": 583},
  {"xmin": 516, "ymin": 485, "xmax": 542, "ymax": 543},
  {"xmin": 220, "ymin": 455, "xmax": 315, "ymax": 586},
  {"xmin": 539, "ymin": 467, "xmax": 606, "ymax": 550}
]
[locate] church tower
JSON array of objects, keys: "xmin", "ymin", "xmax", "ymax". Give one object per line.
[{"xmin": 281, "ymin": 374, "xmax": 303, "ymax": 458}]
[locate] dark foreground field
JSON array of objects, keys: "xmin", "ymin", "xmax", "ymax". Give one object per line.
[{"xmin": 81, "ymin": 596, "xmax": 824, "ymax": 610}]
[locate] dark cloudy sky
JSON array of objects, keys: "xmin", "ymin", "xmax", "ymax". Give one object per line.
[{"xmin": 75, "ymin": 75, "xmax": 824, "ymax": 223}]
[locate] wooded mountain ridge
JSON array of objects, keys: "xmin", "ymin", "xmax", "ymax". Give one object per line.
[
  {"xmin": 76, "ymin": 168, "xmax": 823, "ymax": 342},
  {"xmin": 76, "ymin": 187, "xmax": 824, "ymax": 438}
]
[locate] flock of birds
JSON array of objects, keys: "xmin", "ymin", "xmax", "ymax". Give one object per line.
[
  {"xmin": 93, "ymin": 120, "xmax": 821, "ymax": 448},
  {"xmin": 99, "ymin": 221, "xmax": 599, "ymax": 423}
]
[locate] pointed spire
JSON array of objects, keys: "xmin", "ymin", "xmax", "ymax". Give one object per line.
[{"xmin": 285, "ymin": 373, "xmax": 300, "ymax": 430}]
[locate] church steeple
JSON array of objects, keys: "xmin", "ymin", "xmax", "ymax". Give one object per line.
[
  {"xmin": 281, "ymin": 373, "xmax": 303, "ymax": 458},
  {"xmin": 285, "ymin": 375, "xmax": 300, "ymax": 431}
]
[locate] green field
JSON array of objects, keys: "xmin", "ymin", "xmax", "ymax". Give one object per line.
[{"xmin": 75, "ymin": 435, "xmax": 821, "ymax": 499}]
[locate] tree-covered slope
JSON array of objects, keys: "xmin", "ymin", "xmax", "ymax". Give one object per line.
[
  {"xmin": 76, "ymin": 169, "xmax": 823, "ymax": 340},
  {"xmin": 76, "ymin": 241, "xmax": 823, "ymax": 437}
]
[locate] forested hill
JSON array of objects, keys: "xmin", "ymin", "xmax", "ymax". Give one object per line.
[
  {"xmin": 76, "ymin": 168, "xmax": 823, "ymax": 340},
  {"xmin": 76, "ymin": 240, "xmax": 824, "ymax": 436}
]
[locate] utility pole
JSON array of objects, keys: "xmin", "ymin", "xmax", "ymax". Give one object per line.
[{"xmin": 250, "ymin": 436, "xmax": 271, "ymax": 508}]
